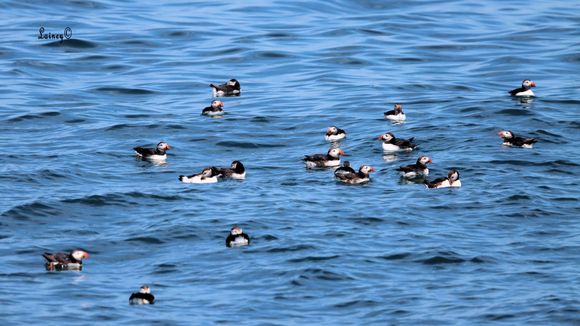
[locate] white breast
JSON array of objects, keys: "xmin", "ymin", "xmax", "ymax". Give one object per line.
[
  {"xmin": 521, "ymin": 144, "xmax": 534, "ymax": 149},
  {"xmin": 231, "ymin": 172, "xmax": 246, "ymax": 180},
  {"xmin": 515, "ymin": 89, "xmax": 535, "ymax": 97},
  {"xmin": 325, "ymin": 133, "xmax": 346, "ymax": 142},
  {"xmin": 205, "ymin": 110, "xmax": 224, "ymax": 117},
  {"xmin": 385, "ymin": 113, "xmax": 406, "ymax": 121},
  {"xmin": 180, "ymin": 175, "xmax": 218, "ymax": 184},
  {"xmin": 382, "ymin": 143, "xmax": 401, "ymax": 152}
]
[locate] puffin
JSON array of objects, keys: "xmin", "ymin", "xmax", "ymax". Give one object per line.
[
  {"xmin": 498, "ymin": 130, "xmax": 538, "ymax": 148},
  {"xmin": 129, "ymin": 285, "xmax": 155, "ymax": 305},
  {"xmin": 179, "ymin": 167, "xmax": 221, "ymax": 184},
  {"xmin": 335, "ymin": 165, "xmax": 375, "ymax": 184},
  {"xmin": 303, "ymin": 148, "xmax": 345, "ymax": 168},
  {"xmin": 508, "ymin": 80, "xmax": 536, "ymax": 97},
  {"xmin": 42, "ymin": 249, "xmax": 90, "ymax": 270},
  {"xmin": 325, "ymin": 126, "xmax": 346, "ymax": 142},
  {"xmin": 201, "ymin": 100, "xmax": 225, "ymax": 116},
  {"xmin": 425, "ymin": 169, "xmax": 462, "ymax": 188},
  {"xmin": 384, "ymin": 103, "xmax": 406, "ymax": 122},
  {"xmin": 134, "ymin": 142, "xmax": 171, "ymax": 161},
  {"xmin": 210, "ymin": 79, "xmax": 241, "ymax": 97},
  {"xmin": 397, "ymin": 156, "xmax": 432, "ymax": 178},
  {"xmin": 378, "ymin": 132, "xmax": 417, "ymax": 152},
  {"xmin": 226, "ymin": 226, "xmax": 250, "ymax": 247},
  {"xmin": 333, "ymin": 161, "xmax": 356, "ymax": 177},
  {"xmin": 215, "ymin": 160, "xmax": 246, "ymax": 180}
]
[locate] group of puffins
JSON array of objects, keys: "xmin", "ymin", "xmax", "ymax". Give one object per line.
[{"xmin": 42, "ymin": 79, "xmax": 538, "ymax": 304}]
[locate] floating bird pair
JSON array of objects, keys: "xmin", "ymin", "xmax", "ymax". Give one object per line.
[{"xmin": 179, "ymin": 160, "xmax": 246, "ymax": 184}]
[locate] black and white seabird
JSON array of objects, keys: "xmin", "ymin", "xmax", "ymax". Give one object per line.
[
  {"xmin": 425, "ymin": 169, "xmax": 462, "ymax": 188},
  {"xmin": 378, "ymin": 132, "xmax": 416, "ymax": 152},
  {"xmin": 226, "ymin": 226, "xmax": 250, "ymax": 247},
  {"xmin": 134, "ymin": 142, "xmax": 171, "ymax": 161},
  {"xmin": 325, "ymin": 126, "xmax": 346, "ymax": 142},
  {"xmin": 210, "ymin": 79, "xmax": 241, "ymax": 97},
  {"xmin": 508, "ymin": 80, "xmax": 536, "ymax": 97},
  {"xmin": 42, "ymin": 249, "xmax": 90, "ymax": 270},
  {"xmin": 498, "ymin": 130, "xmax": 537, "ymax": 148},
  {"xmin": 202, "ymin": 100, "xmax": 225, "ymax": 116},
  {"xmin": 384, "ymin": 103, "xmax": 406, "ymax": 122},
  {"xmin": 397, "ymin": 156, "xmax": 432, "ymax": 179},
  {"xmin": 215, "ymin": 160, "xmax": 246, "ymax": 180},
  {"xmin": 179, "ymin": 167, "xmax": 221, "ymax": 184},
  {"xmin": 335, "ymin": 165, "xmax": 375, "ymax": 184},
  {"xmin": 129, "ymin": 285, "xmax": 155, "ymax": 305},
  {"xmin": 303, "ymin": 148, "xmax": 345, "ymax": 168}
]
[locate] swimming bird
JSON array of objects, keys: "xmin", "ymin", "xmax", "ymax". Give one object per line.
[
  {"xmin": 42, "ymin": 249, "xmax": 90, "ymax": 270},
  {"xmin": 129, "ymin": 285, "xmax": 155, "ymax": 305},
  {"xmin": 210, "ymin": 79, "xmax": 241, "ymax": 97},
  {"xmin": 384, "ymin": 103, "xmax": 406, "ymax": 122},
  {"xmin": 226, "ymin": 226, "xmax": 250, "ymax": 247},
  {"xmin": 303, "ymin": 148, "xmax": 345, "ymax": 168},
  {"xmin": 215, "ymin": 160, "xmax": 246, "ymax": 180},
  {"xmin": 335, "ymin": 165, "xmax": 375, "ymax": 184},
  {"xmin": 425, "ymin": 169, "xmax": 462, "ymax": 188},
  {"xmin": 134, "ymin": 142, "xmax": 171, "ymax": 161},
  {"xmin": 179, "ymin": 167, "xmax": 221, "ymax": 184},
  {"xmin": 508, "ymin": 80, "xmax": 536, "ymax": 97},
  {"xmin": 498, "ymin": 130, "xmax": 537, "ymax": 148},
  {"xmin": 325, "ymin": 126, "xmax": 346, "ymax": 142},
  {"xmin": 378, "ymin": 132, "xmax": 417, "ymax": 152},
  {"xmin": 201, "ymin": 100, "xmax": 225, "ymax": 116},
  {"xmin": 397, "ymin": 156, "xmax": 432, "ymax": 178},
  {"xmin": 333, "ymin": 161, "xmax": 356, "ymax": 177}
]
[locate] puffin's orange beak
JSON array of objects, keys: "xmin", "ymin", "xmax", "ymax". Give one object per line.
[
  {"xmin": 377, "ymin": 135, "xmax": 383, "ymax": 140},
  {"xmin": 428, "ymin": 159, "xmax": 433, "ymax": 164},
  {"xmin": 166, "ymin": 144, "xmax": 171, "ymax": 150},
  {"xmin": 530, "ymin": 82, "xmax": 536, "ymax": 87},
  {"xmin": 339, "ymin": 150, "xmax": 345, "ymax": 155},
  {"xmin": 370, "ymin": 167, "xmax": 375, "ymax": 172},
  {"xmin": 84, "ymin": 253, "xmax": 90, "ymax": 259},
  {"xmin": 497, "ymin": 132, "xmax": 504, "ymax": 137}
]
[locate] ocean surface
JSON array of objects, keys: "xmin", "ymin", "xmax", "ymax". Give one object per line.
[{"xmin": 0, "ymin": 0, "xmax": 579, "ymax": 324}]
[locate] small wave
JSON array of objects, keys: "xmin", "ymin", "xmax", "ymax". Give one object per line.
[
  {"xmin": 95, "ymin": 87, "xmax": 155, "ymax": 95},
  {"xmin": 380, "ymin": 253, "xmax": 411, "ymax": 260},
  {"xmin": 215, "ymin": 141, "xmax": 285, "ymax": 148},
  {"xmin": 125, "ymin": 236, "xmax": 164, "ymax": 244},
  {"xmin": 8, "ymin": 111, "xmax": 61, "ymax": 122},
  {"xmin": 287, "ymin": 255, "xmax": 339, "ymax": 263},
  {"xmin": 267, "ymin": 244, "xmax": 316, "ymax": 253},
  {"xmin": 43, "ymin": 39, "xmax": 97, "ymax": 48}
]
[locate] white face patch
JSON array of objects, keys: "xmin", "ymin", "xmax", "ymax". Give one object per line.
[
  {"xmin": 231, "ymin": 227, "xmax": 243, "ymax": 235},
  {"xmin": 227, "ymin": 80, "xmax": 237, "ymax": 86},
  {"xmin": 71, "ymin": 250, "xmax": 86, "ymax": 261}
]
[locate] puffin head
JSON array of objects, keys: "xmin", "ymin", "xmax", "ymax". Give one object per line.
[
  {"xmin": 342, "ymin": 161, "xmax": 351, "ymax": 168},
  {"xmin": 230, "ymin": 226, "xmax": 243, "ymax": 235},
  {"xmin": 211, "ymin": 100, "xmax": 224, "ymax": 109},
  {"xmin": 448, "ymin": 169, "xmax": 460, "ymax": 182},
  {"xmin": 326, "ymin": 126, "xmax": 338, "ymax": 136},
  {"xmin": 359, "ymin": 165, "xmax": 375, "ymax": 175},
  {"xmin": 393, "ymin": 103, "xmax": 403, "ymax": 112},
  {"xmin": 417, "ymin": 156, "xmax": 432, "ymax": 165},
  {"xmin": 378, "ymin": 132, "xmax": 395, "ymax": 142},
  {"xmin": 522, "ymin": 80, "xmax": 536, "ymax": 89},
  {"xmin": 227, "ymin": 79, "xmax": 240, "ymax": 89},
  {"xmin": 71, "ymin": 250, "xmax": 90, "ymax": 261},
  {"xmin": 157, "ymin": 142, "xmax": 171, "ymax": 151},
  {"xmin": 328, "ymin": 148, "xmax": 345, "ymax": 158},
  {"xmin": 497, "ymin": 130, "xmax": 514, "ymax": 139},
  {"xmin": 139, "ymin": 285, "xmax": 151, "ymax": 294}
]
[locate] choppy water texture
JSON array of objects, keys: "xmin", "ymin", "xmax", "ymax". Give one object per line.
[{"xmin": 1, "ymin": 0, "xmax": 579, "ymax": 324}]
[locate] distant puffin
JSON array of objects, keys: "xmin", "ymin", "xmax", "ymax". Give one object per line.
[
  {"xmin": 334, "ymin": 161, "xmax": 356, "ymax": 177},
  {"xmin": 498, "ymin": 130, "xmax": 538, "ymax": 148},
  {"xmin": 179, "ymin": 167, "xmax": 221, "ymax": 183},
  {"xmin": 384, "ymin": 103, "xmax": 406, "ymax": 122},
  {"xmin": 335, "ymin": 165, "xmax": 375, "ymax": 184},
  {"xmin": 201, "ymin": 100, "xmax": 225, "ymax": 116},
  {"xmin": 425, "ymin": 169, "xmax": 462, "ymax": 188},
  {"xmin": 42, "ymin": 249, "xmax": 90, "ymax": 270},
  {"xmin": 134, "ymin": 142, "xmax": 171, "ymax": 161},
  {"xmin": 129, "ymin": 285, "xmax": 155, "ymax": 305},
  {"xmin": 226, "ymin": 226, "xmax": 250, "ymax": 247},
  {"xmin": 325, "ymin": 126, "xmax": 346, "ymax": 142},
  {"xmin": 378, "ymin": 132, "xmax": 416, "ymax": 152},
  {"xmin": 397, "ymin": 156, "xmax": 432, "ymax": 178},
  {"xmin": 508, "ymin": 80, "xmax": 536, "ymax": 97},
  {"xmin": 215, "ymin": 160, "xmax": 246, "ymax": 180},
  {"xmin": 210, "ymin": 79, "xmax": 241, "ymax": 97},
  {"xmin": 303, "ymin": 148, "xmax": 345, "ymax": 168}
]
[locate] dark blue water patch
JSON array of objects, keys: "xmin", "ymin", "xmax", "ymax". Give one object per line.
[
  {"xmin": 125, "ymin": 236, "xmax": 165, "ymax": 244},
  {"xmin": 2, "ymin": 202, "xmax": 59, "ymax": 220},
  {"xmin": 215, "ymin": 141, "xmax": 287, "ymax": 148},
  {"xmin": 287, "ymin": 255, "xmax": 340, "ymax": 263},
  {"xmin": 267, "ymin": 245, "xmax": 317, "ymax": 253},
  {"xmin": 7, "ymin": 111, "xmax": 61, "ymax": 122},
  {"xmin": 379, "ymin": 252, "xmax": 412, "ymax": 260},
  {"xmin": 334, "ymin": 299, "xmax": 379, "ymax": 309},
  {"xmin": 95, "ymin": 87, "xmax": 155, "ymax": 95},
  {"xmin": 42, "ymin": 39, "xmax": 97, "ymax": 48}
]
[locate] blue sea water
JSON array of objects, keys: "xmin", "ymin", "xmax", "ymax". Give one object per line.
[{"xmin": 0, "ymin": 0, "xmax": 579, "ymax": 324}]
